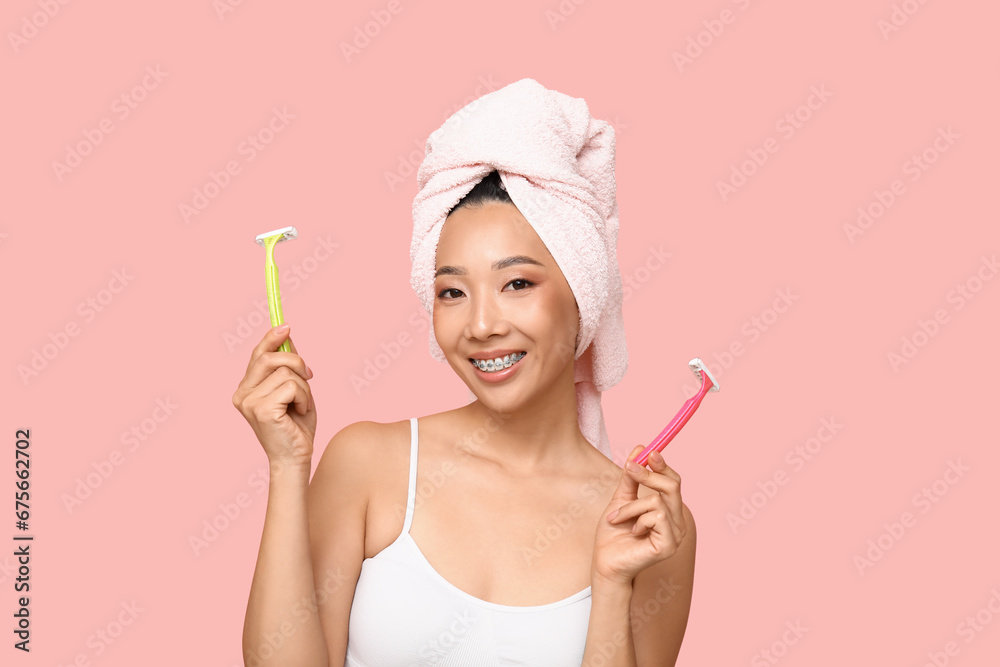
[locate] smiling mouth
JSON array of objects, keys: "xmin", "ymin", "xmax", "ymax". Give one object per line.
[{"xmin": 468, "ymin": 352, "xmax": 527, "ymax": 373}]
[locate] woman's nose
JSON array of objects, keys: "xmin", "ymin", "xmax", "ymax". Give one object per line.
[{"xmin": 465, "ymin": 291, "xmax": 509, "ymax": 340}]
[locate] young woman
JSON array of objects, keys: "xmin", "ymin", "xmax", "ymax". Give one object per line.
[{"xmin": 234, "ymin": 87, "xmax": 695, "ymax": 667}]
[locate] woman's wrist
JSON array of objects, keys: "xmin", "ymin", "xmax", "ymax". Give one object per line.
[
  {"xmin": 591, "ymin": 571, "xmax": 634, "ymax": 599},
  {"xmin": 268, "ymin": 455, "xmax": 313, "ymax": 477},
  {"xmin": 262, "ymin": 457, "xmax": 313, "ymax": 494},
  {"xmin": 583, "ymin": 572, "xmax": 636, "ymax": 666}
]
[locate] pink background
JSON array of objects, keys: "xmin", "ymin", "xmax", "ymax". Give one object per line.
[{"xmin": 3, "ymin": 1, "xmax": 999, "ymax": 664}]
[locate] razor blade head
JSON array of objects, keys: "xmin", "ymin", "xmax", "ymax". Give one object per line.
[
  {"xmin": 688, "ymin": 358, "xmax": 720, "ymax": 392},
  {"xmin": 255, "ymin": 226, "xmax": 298, "ymax": 247}
]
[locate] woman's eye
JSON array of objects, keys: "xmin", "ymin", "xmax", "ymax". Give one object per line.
[
  {"xmin": 506, "ymin": 278, "xmax": 534, "ymax": 291},
  {"xmin": 438, "ymin": 280, "xmax": 533, "ymax": 298}
]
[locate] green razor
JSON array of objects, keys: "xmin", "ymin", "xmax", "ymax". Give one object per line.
[{"xmin": 254, "ymin": 226, "xmax": 298, "ymax": 352}]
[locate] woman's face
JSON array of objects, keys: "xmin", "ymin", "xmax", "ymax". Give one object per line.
[{"xmin": 433, "ymin": 201, "xmax": 580, "ymax": 408}]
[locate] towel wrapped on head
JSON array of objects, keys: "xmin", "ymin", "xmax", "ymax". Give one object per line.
[{"xmin": 409, "ymin": 78, "xmax": 627, "ymax": 461}]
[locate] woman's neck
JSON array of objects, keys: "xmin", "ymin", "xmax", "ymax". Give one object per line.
[{"xmin": 457, "ymin": 383, "xmax": 596, "ymax": 475}]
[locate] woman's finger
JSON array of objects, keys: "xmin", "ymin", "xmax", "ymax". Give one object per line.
[
  {"xmin": 243, "ymin": 325, "xmax": 310, "ymax": 379},
  {"xmin": 647, "ymin": 450, "xmax": 681, "ymax": 483},
  {"xmin": 608, "ymin": 445, "xmax": 645, "ymax": 507},
  {"xmin": 285, "ymin": 337, "xmax": 313, "ymax": 378},
  {"xmin": 242, "ymin": 350, "xmax": 311, "ymax": 391},
  {"xmin": 247, "ymin": 324, "xmax": 291, "ymax": 369},
  {"xmin": 269, "ymin": 376, "xmax": 311, "ymax": 417},
  {"xmin": 608, "ymin": 493, "xmax": 664, "ymax": 525},
  {"xmin": 242, "ymin": 367, "xmax": 312, "ymax": 417},
  {"xmin": 631, "ymin": 509, "xmax": 683, "ymax": 553},
  {"xmin": 248, "ymin": 373, "xmax": 311, "ymax": 419},
  {"xmin": 626, "ymin": 461, "xmax": 685, "ymax": 531},
  {"xmin": 239, "ymin": 361, "xmax": 307, "ymax": 402}
]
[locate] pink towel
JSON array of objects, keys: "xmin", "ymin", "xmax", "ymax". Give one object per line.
[{"xmin": 409, "ymin": 78, "xmax": 627, "ymax": 460}]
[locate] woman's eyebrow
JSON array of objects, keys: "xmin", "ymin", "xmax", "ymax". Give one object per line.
[{"xmin": 435, "ymin": 255, "xmax": 544, "ymax": 278}]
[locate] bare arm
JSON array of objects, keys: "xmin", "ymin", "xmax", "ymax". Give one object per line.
[
  {"xmin": 585, "ymin": 447, "xmax": 696, "ymax": 666},
  {"xmin": 241, "ymin": 422, "xmax": 374, "ymax": 666},
  {"xmin": 630, "ymin": 504, "xmax": 696, "ymax": 666},
  {"xmin": 582, "ymin": 506, "xmax": 695, "ymax": 666},
  {"xmin": 243, "ymin": 460, "xmax": 330, "ymax": 666},
  {"xmin": 234, "ymin": 325, "xmax": 369, "ymax": 666},
  {"xmin": 582, "ymin": 576, "xmax": 637, "ymax": 666},
  {"xmin": 307, "ymin": 421, "xmax": 381, "ymax": 664}
]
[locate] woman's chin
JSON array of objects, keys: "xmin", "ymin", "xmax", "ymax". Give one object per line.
[{"xmin": 464, "ymin": 385, "xmax": 524, "ymax": 416}]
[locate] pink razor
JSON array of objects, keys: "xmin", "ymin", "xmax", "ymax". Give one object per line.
[{"xmin": 634, "ymin": 358, "xmax": 720, "ymax": 467}]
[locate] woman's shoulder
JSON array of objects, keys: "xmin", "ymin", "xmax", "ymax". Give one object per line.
[
  {"xmin": 325, "ymin": 418, "xmax": 408, "ymax": 445},
  {"xmin": 312, "ymin": 415, "xmax": 437, "ymax": 558},
  {"xmin": 315, "ymin": 409, "xmax": 462, "ymax": 477},
  {"xmin": 317, "ymin": 418, "xmax": 412, "ymax": 471},
  {"xmin": 309, "ymin": 420, "xmax": 412, "ymax": 536}
]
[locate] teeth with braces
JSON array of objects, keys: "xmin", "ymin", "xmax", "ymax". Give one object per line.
[{"xmin": 471, "ymin": 352, "xmax": 525, "ymax": 372}]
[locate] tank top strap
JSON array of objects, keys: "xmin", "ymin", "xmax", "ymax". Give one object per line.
[{"xmin": 400, "ymin": 417, "xmax": 419, "ymax": 534}]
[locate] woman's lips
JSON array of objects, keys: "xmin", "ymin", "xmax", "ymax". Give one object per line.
[{"xmin": 468, "ymin": 352, "xmax": 526, "ymax": 382}]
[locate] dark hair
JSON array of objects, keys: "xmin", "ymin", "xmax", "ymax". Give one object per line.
[{"xmin": 447, "ymin": 170, "xmax": 512, "ymax": 216}]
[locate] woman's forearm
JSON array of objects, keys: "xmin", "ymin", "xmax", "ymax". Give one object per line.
[
  {"xmin": 243, "ymin": 462, "xmax": 330, "ymax": 667},
  {"xmin": 582, "ymin": 577, "xmax": 636, "ymax": 667}
]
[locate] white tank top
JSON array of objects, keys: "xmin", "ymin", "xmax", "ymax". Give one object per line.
[{"xmin": 345, "ymin": 417, "xmax": 593, "ymax": 666}]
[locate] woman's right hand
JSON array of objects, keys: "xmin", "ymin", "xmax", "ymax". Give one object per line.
[{"xmin": 232, "ymin": 324, "xmax": 317, "ymax": 469}]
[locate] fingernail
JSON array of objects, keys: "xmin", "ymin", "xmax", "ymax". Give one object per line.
[
  {"xmin": 626, "ymin": 460, "xmax": 641, "ymax": 473},
  {"xmin": 274, "ymin": 324, "xmax": 289, "ymax": 334},
  {"xmin": 650, "ymin": 450, "xmax": 664, "ymax": 465},
  {"xmin": 607, "ymin": 509, "xmax": 619, "ymax": 522},
  {"xmin": 306, "ymin": 365, "xmax": 314, "ymax": 378}
]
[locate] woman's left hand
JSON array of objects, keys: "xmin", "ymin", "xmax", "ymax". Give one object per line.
[{"xmin": 592, "ymin": 445, "xmax": 688, "ymax": 587}]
